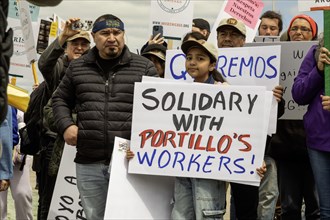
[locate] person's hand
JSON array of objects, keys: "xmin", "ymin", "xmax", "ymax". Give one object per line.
[
  {"xmin": 321, "ymin": 95, "xmax": 330, "ymax": 111},
  {"xmin": 58, "ymin": 18, "xmax": 81, "ymax": 46},
  {"xmin": 256, "ymin": 160, "xmax": 267, "ymax": 179},
  {"xmin": 32, "ymin": 83, "xmax": 39, "ymax": 91},
  {"xmin": 63, "ymin": 125, "xmax": 78, "ymax": 146},
  {"xmin": 126, "ymin": 149, "xmax": 135, "ymax": 160},
  {"xmin": 317, "ymin": 47, "xmax": 330, "ymax": 72},
  {"xmin": 0, "ymin": 179, "xmax": 10, "ymax": 192},
  {"xmin": 272, "ymin": 85, "xmax": 283, "ymax": 102},
  {"xmin": 148, "ymin": 33, "xmax": 165, "ymax": 45}
]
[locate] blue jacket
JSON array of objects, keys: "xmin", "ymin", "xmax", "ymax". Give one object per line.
[
  {"xmin": 0, "ymin": 106, "xmax": 13, "ymax": 179},
  {"xmin": 292, "ymin": 45, "xmax": 330, "ymax": 152}
]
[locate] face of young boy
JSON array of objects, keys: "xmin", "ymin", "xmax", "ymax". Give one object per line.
[{"xmin": 185, "ymin": 47, "xmax": 215, "ymax": 83}]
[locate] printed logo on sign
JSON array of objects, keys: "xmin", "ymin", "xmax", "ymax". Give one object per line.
[{"xmin": 157, "ymin": 0, "xmax": 190, "ymax": 13}]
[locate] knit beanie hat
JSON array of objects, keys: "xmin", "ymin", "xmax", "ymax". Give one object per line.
[{"xmin": 288, "ymin": 14, "xmax": 318, "ymax": 39}]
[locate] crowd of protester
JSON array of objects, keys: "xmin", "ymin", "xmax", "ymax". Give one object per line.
[{"xmin": 1, "ymin": 2, "xmax": 330, "ymax": 220}]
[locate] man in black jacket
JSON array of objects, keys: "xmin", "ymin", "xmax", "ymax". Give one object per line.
[{"xmin": 52, "ymin": 14, "xmax": 158, "ymax": 220}]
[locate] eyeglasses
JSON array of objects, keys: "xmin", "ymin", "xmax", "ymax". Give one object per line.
[{"xmin": 289, "ymin": 26, "xmax": 311, "ymax": 34}]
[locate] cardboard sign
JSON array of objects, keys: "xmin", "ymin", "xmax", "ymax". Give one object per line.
[{"xmin": 129, "ymin": 82, "xmax": 272, "ymax": 186}]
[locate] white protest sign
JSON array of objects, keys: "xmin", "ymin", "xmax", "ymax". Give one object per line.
[
  {"xmin": 129, "ymin": 82, "xmax": 271, "ymax": 186},
  {"xmin": 17, "ymin": 0, "xmax": 37, "ymax": 63},
  {"xmin": 105, "ymin": 137, "xmax": 174, "ymax": 219},
  {"xmin": 149, "ymin": 0, "xmax": 193, "ymax": 40},
  {"xmin": 245, "ymin": 41, "xmax": 317, "ymax": 120},
  {"xmin": 7, "ymin": 0, "xmax": 39, "ymax": 91},
  {"xmin": 298, "ymin": 0, "xmax": 330, "ymax": 11},
  {"xmin": 208, "ymin": 0, "xmax": 264, "ymax": 45},
  {"xmin": 164, "ymin": 46, "xmax": 281, "ymax": 133},
  {"xmin": 48, "ymin": 145, "xmax": 86, "ymax": 220},
  {"xmin": 165, "ymin": 46, "xmax": 280, "ymax": 90}
]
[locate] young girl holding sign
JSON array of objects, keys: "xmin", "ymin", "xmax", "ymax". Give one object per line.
[
  {"xmin": 126, "ymin": 39, "xmax": 266, "ymax": 219},
  {"xmin": 171, "ymin": 39, "xmax": 228, "ymax": 219}
]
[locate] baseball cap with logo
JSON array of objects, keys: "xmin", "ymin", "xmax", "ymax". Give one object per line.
[
  {"xmin": 192, "ymin": 18, "xmax": 210, "ymax": 33},
  {"xmin": 181, "ymin": 39, "xmax": 218, "ymax": 63},
  {"xmin": 216, "ymin": 18, "xmax": 246, "ymax": 36},
  {"xmin": 66, "ymin": 31, "xmax": 91, "ymax": 43}
]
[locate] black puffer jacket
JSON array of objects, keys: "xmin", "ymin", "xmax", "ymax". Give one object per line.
[
  {"xmin": 0, "ymin": 0, "xmax": 13, "ymax": 123},
  {"xmin": 53, "ymin": 46, "xmax": 158, "ymax": 164}
]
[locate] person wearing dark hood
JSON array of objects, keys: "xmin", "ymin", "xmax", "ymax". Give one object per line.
[
  {"xmin": 192, "ymin": 18, "xmax": 211, "ymax": 40},
  {"xmin": 141, "ymin": 44, "xmax": 166, "ymax": 78}
]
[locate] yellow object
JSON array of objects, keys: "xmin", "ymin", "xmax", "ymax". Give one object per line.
[
  {"xmin": 7, "ymin": 84, "xmax": 30, "ymax": 112},
  {"xmin": 31, "ymin": 62, "xmax": 39, "ymax": 85}
]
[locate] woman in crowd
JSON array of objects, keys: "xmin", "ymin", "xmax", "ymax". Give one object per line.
[
  {"xmin": 292, "ymin": 33, "xmax": 330, "ymax": 219},
  {"xmin": 270, "ymin": 14, "xmax": 320, "ymax": 219}
]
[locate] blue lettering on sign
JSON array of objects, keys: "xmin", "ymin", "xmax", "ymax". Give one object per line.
[
  {"xmin": 216, "ymin": 55, "xmax": 278, "ymax": 79},
  {"xmin": 173, "ymin": 151, "xmax": 185, "ymax": 170},
  {"xmin": 170, "ymin": 53, "xmax": 189, "ymax": 80},
  {"xmin": 137, "ymin": 149, "xmax": 251, "ymax": 175}
]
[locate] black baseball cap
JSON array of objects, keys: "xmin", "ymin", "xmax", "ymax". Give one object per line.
[{"xmin": 192, "ymin": 18, "xmax": 210, "ymax": 33}]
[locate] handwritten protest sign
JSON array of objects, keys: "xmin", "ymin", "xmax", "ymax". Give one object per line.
[
  {"xmin": 165, "ymin": 46, "xmax": 280, "ymax": 89},
  {"xmin": 164, "ymin": 46, "xmax": 280, "ymax": 133},
  {"xmin": 245, "ymin": 41, "xmax": 317, "ymax": 120},
  {"xmin": 129, "ymin": 82, "xmax": 272, "ymax": 186},
  {"xmin": 105, "ymin": 137, "xmax": 174, "ymax": 219},
  {"xmin": 149, "ymin": 0, "xmax": 193, "ymax": 40},
  {"xmin": 208, "ymin": 0, "xmax": 263, "ymax": 45},
  {"xmin": 48, "ymin": 145, "xmax": 86, "ymax": 220}
]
